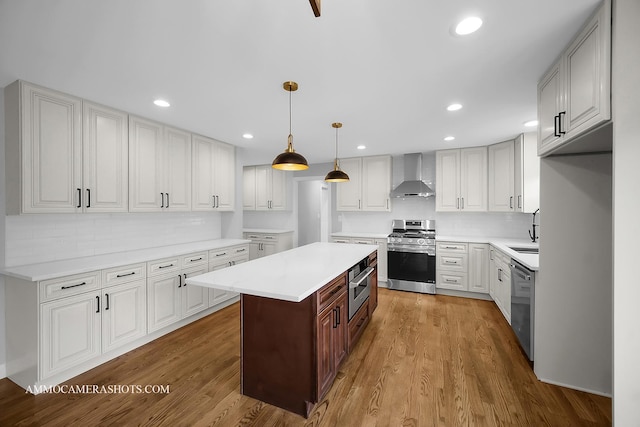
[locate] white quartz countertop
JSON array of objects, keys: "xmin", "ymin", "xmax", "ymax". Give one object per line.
[
  {"xmin": 2, "ymin": 239, "xmax": 251, "ymax": 282},
  {"xmin": 186, "ymin": 242, "xmax": 378, "ymax": 302},
  {"xmin": 437, "ymin": 235, "xmax": 539, "ymax": 270},
  {"xmin": 331, "ymin": 232, "xmax": 389, "ymax": 239},
  {"xmin": 243, "ymin": 228, "xmax": 294, "ymax": 234}
]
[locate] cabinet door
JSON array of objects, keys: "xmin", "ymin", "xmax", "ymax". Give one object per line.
[
  {"xmin": 435, "ymin": 150, "xmax": 460, "ymax": 211},
  {"xmin": 20, "ymin": 82, "xmax": 83, "ymax": 213},
  {"xmin": 40, "ymin": 292, "xmax": 101, "ymax": 379},
  {"xmin": 262, "ymin": 242, "xmax": 277, "ymax": 258},
  {"xmin": 336, "ymin": 158, "xmax": 362, "ymax": 211},
  {"xmin": 564, "ymin": 3, "xmax": 611, "ymax": 140},
  {"xmin": 182, "ymin": 267, "xmax": 209, "ymax": 318},
  {"xmin": 515, "ymin": 132, "xmax": 540, "ymax": 213},
  {"xmin": 316, "ymin": 304, "xmax": 336, "ymax": 398},
  {"xmin": 248, "ymin": 242, "xmax": 261, "ymax": 260},
  {"xmin": 333, "ymin": 295, "xmax": 348, "ymax": 368},
  {"xmin": 488, "ymin": 140, "xmax": 515, "ymax": 212},
  {"xmin": 129, "ymin": 116, "xmax": 164, "ymax": 212},
  {"xmin": 362, "ymin": 156, "xmax": 391, "ymax": 211},
  {"xmin": 164, "ymin": 126, "xmax": 191, "ymax": 211},
  {"xmin": 537, "ymin": 61, "xmax": 563, "ymax": 154},
  {"xmin": 269, "ymin": 168, "xmax": 287, "ymax": 210},
  {"xmin": 213, "ymin": 141, "xmax": 235, "ymax": 211},
  {"xmin": 489, "ymin": 249, "xmax": 498, "ymax": 300},
  {"xmin": 147, "ymin": 274, "xmax": 181, "ymax": 333},
  {"xmin": 468, "ymin": 244, "xmax": 490, "ymax": 294},
  {"xmin": 83, "ymin": 101, "xmax": 129, "ymax": 212},
  {"xmin": 254, "ymin": 165, "xmax": 272, "ymax": 210},
  {"xmin": 460, "ymin": 147, "xmax": 487, "ymax": 212},
  {"xmin": 102, "ymin": 280, "xmax": 146, "ymax": 353},
  {"xmin": 243, "ymin": 166, "xmax": 256, "ymax": 210},
  {"xmin": 191, "ymin": 134, "xmax": 215, "ymax": 211}
]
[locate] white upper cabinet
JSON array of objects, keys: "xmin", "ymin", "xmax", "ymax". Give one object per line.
[
  {"xmin": 5, "ymin": 81, "xmax": 83, "ymax": 214},
  {"xmin": 436, "ymin": 147, "xmax": 487, "ymax": 212},
  {"xmin": 129, "ymin": 116, "xmax": 191, "ymax": 212},
  {"xmin": 83, "ymin": 102, "xmax": 129, "ymax": 212},
  {"xmin": 488, "ymin": 133, "xmax": 539, "ymax": 213},
  {"xmin": 243, "ymin": 165, "xmax": 287, "ymax": 211},
  {"xmin": 537, "ymin": 0, "xmax": 611, "ymax": 156},
  {"xmin": 336, "ymin": 155, "xmax": 391, "ymax": 212},
  {"xmin": 192, "ymin": 134, "xmax": 235, "ymax": 211},
  {"xmin": 488, "ymin": 140, "xmax": 515, "ymax": 212}
]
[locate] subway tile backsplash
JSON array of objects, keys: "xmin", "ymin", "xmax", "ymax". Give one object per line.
[{"xmin": 5, "ymin": 212, "xmax": 222, "ymax": 266}]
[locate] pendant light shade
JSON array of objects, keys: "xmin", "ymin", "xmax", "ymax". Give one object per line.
[
  {"xmin": 325, "ymin": 122, "xmax": 350, "ymax": 182},
  {"xmin": 272, "ymin": 81, "xmax": 309, "ymax": 171}
]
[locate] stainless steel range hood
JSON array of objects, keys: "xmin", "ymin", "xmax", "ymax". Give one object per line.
[{"xmin": 390, "ymin": 153, "xmax": 435, "ymax": 198}]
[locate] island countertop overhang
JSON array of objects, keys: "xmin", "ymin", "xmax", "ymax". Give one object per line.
[{"xmin": 185, "ymin": 242, "xmax": 378, "ymax": 302}]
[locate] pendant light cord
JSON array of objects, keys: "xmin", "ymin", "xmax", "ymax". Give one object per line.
[{"xmin": 289, "ymin": 88, "xmax": 292, "ymax": 136}]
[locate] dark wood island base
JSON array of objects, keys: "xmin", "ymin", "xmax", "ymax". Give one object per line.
[{"xmin": 240, "ymin": 252, "xmax": 377, "ymax": 417}]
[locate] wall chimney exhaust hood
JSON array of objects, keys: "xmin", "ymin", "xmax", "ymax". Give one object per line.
[{"xmin": 390, "ymin": 153, "xmax": 435, "ymax": 198}]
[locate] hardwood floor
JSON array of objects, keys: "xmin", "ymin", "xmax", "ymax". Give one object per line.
[{"xmin": 0, "ymin": 288, "xmax": 611, "ymax": 426}]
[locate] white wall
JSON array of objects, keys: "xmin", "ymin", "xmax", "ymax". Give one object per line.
[
  {"xmin": 0, "ymin": 89, "xmax": 7, "ymax": 377},
  {"xmin": 612, "ymin": 0, "xmax": 640, "ymax": 423},
  {"xmin": 536, "ymin": 154, "xmax": 612, "ymax": 396}
]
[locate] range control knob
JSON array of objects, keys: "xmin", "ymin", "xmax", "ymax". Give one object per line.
[{"xmin": 417, "ymin": 238, "xmax": 425, "ymax": 245}]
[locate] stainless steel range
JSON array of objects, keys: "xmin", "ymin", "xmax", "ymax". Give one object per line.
[{"xmin": 387, "ymin": 219, "xmax": 436, "ymax": 294}]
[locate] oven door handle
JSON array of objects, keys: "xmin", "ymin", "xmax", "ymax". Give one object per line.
[{"xmin": 349, "ymin": 266, "xmax": 374, "ymax": 289}]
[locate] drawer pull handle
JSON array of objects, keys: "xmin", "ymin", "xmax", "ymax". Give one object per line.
[
  {"xmin": 236, "ymin": 248, "xmax": 246, "ymax": 252},
  {"xmin": 356, "ymin": 316, "xmax": 366, "ymax": 327},
  {"xmin": 158, "ymin": 264, "xmax": 174, "ymax": 269},
  {"xmin": 445, "ymin": 279, "xmax": 458, "ymax": 283},
  {"xmin": 61, "ymin": 281, "xmax": 87, "ymax": 290},
  {"xmin": 444, "ymin": 260, "xmax": 457, "ymax": 264},
  {"xmin": 329, "ymin": 285, "xmax": 342, "ymax": 296},
  {"xmin": 215, "ymin": 252, "xmax": 227, "ymax": 257},
  {"xmin": 116, "ymin": 272, "xmax": 136, "ymax": 278},
  {"xmin": 190, "ymin": 257, "xmax": 203, "ymax": 262}
]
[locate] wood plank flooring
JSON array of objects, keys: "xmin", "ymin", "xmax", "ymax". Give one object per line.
[{"xmin": 0, "ymin": 288, "xmax": 611, "ymax": 426}]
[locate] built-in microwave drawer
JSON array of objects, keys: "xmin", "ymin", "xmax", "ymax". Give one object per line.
[
  {"xmin": 102, "ymin": 263, "xmax": 146, "ymax": 287},
  {"xmin": 39, "ymin": 272, "xmax": 101, "ymax": 302}
]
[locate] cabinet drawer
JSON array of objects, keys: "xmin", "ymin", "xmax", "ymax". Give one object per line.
[
  {"xmin": 102, "ymin": 263, "xmax": 146, "ymax": 287},
  {"xmin": 147, "ymin": 257, "xmax": 181, "ymax": 277},
  {"xmin": 353, "ymin": 238, "xmax": 374, "ymax": 245},
  {"xmin": 348, "ymin": 298, "xmax": 370, "ymax": 353},
  {"xmin": 436, "ymin": 272, "xmax": 468, "ymax": 291},
  {"xmin": 39, "ymin": 272, "xmax": 101, "ymax": 302},
  {"xmin": 437, "ymin": 242, "xmax": 468, "ymax": 252},
  {"xmin": 231, "ymin": 245, "xmax": 249, "ymax": 256},
  {"xmin": 317, "ymin": 273, "xmax": 347, "ymax": 313},
  {"xmin": 332, "ymin": 238, "xmax": 352, "ymax": 244},
  {"xmin": 437, "ymin": 253, "xmax": 468, "ymax": 271},
  {"xmin": 182, "ymin": 252, "xmax": 208, "ymax": 268}
]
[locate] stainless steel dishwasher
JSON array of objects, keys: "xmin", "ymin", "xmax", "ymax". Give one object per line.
[{"xmin": 510, "ymin": 260, "xmax": 535, "ymax": 361}]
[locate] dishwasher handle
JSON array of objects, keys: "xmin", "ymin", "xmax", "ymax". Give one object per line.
[{"xmin": 510, "ymin": 263, "xmax": 532, "ymax": 281}]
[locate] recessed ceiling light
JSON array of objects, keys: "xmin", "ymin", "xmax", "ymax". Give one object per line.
[
  {"xmin": 153, "ymin": 99, "xmax": 170, "ymax": 107},
  {"xmin": 447, "ymin": 103, "xmax": 463, "ymax": 111},
  {"xmin": 455, "ymin": 17, "xmax": 483, "ymax": 35},
  {"xmin": 357, "ymin": 145, "xmax": 366, "ymax": 150},
  {"xmin": 242, "ymin": 133, "xmax": 254, "ymax": 139},
  {"xmin": 444, "ymin": 136, "xmax": 455, "ymax": 141},
  {"xmin": 524, "ymin": 120, "xmax": 539, "ymax": 127}
]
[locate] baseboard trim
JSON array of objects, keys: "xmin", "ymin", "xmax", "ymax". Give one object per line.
[{"xmin": 537, "ymin": 376, "xmax": 612, "ymax": 398}]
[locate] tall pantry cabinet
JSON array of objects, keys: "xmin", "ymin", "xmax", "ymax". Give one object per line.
[{"xmin": 4, "ymin": 80, "xmax": 129, "ymax": 214}]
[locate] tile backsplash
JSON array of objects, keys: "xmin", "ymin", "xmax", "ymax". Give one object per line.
[{"xmin": 5, "ymin": 212, "xmax": 222, "ymax": 266}]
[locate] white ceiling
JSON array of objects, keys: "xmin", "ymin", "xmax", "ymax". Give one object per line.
[{"xmin": 0, "ymin": 0, "xmax": 601, "ymax": 165}]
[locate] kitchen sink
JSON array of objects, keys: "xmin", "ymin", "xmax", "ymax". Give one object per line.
[{"xmin": 508, "ymin": 246, "xmax": 539, "ymax": 254}]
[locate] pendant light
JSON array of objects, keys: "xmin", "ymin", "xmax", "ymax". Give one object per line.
[
  {"xmin": 272, "ymin": 81, "xmax": 309, "ymax": 171},
  {"xmin": 324, "ymin": 122, "xmax": 350, "ymax": 182}
]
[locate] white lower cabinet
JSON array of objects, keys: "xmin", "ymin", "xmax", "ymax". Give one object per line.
[
  {"xmin": 40, "ymin": 291, "xmax": 102, "ymax": 379},
  {"xmin": 436, "ymin": 241, "xmax": 489, "ymax": 294},
  {"xmin": 208, "ymin": 244, "xmax": 249, "ymax": 306},
  {"xmin": 101, "ymin": 279, "xmax": 147, "ymax": 353},
  {"xmin": 243, "ymin": 231, "xmax": 293, "ymax": 260},
  {"xmin": 6, "ymin": 241, "xmax": 249, "ymax": 392},
  {"xmin": 489, "ymin": 246, "xmax": 511, "ymax": 323}
]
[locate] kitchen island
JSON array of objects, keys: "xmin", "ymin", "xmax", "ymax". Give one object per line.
[{"xmin": 186, "ymin": 242, "xmax": 378, "ymax": 417}]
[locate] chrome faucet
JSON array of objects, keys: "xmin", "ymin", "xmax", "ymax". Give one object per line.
[{"xmin": 528, "ymin": 208, "xmax": 540, "ymax": 243}]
